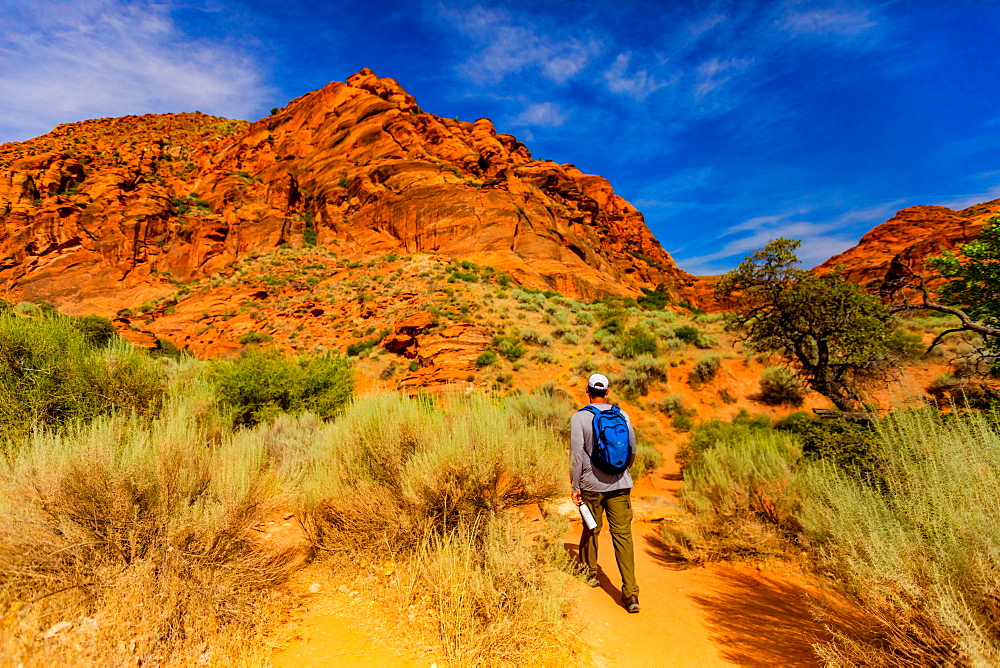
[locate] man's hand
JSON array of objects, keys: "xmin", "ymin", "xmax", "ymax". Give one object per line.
[{"xmin": 571, "ymin": 490, "xmax": 582, "ymax": 505}]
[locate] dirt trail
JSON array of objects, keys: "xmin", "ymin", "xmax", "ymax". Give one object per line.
[
  {"xmin": 566, "ymin": 520, "xmax": 833, "ymax": 667},
  {"xmin": 269, "ymin": 443, "xmax": 846, "ymax": 667},
  {"xmin": 272, "ymin": 607, "xmax": 423, "ymax": 667}
]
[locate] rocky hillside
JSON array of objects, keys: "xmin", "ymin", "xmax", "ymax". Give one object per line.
[
  {"xmin": 815, "ymin": 199, "xmax": 1000, "ymax": 289},
  {"xmin": 0, "ymin": 68, "xmax": 697, "ymax": 316}
]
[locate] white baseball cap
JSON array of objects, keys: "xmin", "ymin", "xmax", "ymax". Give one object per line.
[{"xmin": 588, "ymin": 373, "xmax": 609, "ymax": 391}]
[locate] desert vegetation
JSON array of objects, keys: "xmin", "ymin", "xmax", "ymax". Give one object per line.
[
  {"xmin": 663, "ymin": 405, "xmax": 1000, "ymax": 664},
  {"xmin": 0, "ymin": 309, "xmax": 592, "ymax": 666}
]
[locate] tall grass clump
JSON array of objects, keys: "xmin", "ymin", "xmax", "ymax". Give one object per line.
[
  {"xmin": 0, "ymin": 314, "xmax": 165, "ymax": 444},
  {"xmin": 287, "ymin": 393, "xmax": 575, "ymax": 665},
  {"xmin": 617, "ymin": 355, "xmax": 668, "ymax": 398},
  {"xmin": 663, "ymin": 429, "xmax": 803, "ymax": 563},
  {"xmin": 0, "ymin": 396, "xmax": 297, "ymax": 665},
  {"xmin": 799, "ymin": 408, "xmax": 1000, "ymax": 665},
  {"xmin": 665, "ymin": 406, "xmax": 1000, "ymax": 665},
  {"xmin": 505, "ymin": 382, "xmax": 574, "ymax": 438},
  {"xmin": 689, "ymin": 353, "xmax": 721, "ymax": 387}
]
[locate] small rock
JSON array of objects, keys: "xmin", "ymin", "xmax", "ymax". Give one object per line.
[
  {"xmin": 79, "ymin": 617, "xmax": 98, "ymax": 634},
  {"xmin": 337, "ymin": 585, "xmax": 349, "ymax": 594},
  {"xmin": 283, "ymin": 512, "xmax": 294, "ymax": 520},
  {"xmin": 308, "ymin": 583, "xmax": 322, "ymax": 594},
  {"xmin": 42, "ymin": 621, "xmax": 72, "ymax": 639}
]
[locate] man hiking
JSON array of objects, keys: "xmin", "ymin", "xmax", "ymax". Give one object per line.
[{"xmin": 570, "ymin": 373, "xmax": 640, "ymax": 613}]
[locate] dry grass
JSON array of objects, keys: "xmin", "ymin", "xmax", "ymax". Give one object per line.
[
  {"xmin": 0, "ymin": 397, "xmax": 299, "ymax": 665},
  {"xmin": 270, "ymin": 392, "xmax": 578, "ymax": 666}
]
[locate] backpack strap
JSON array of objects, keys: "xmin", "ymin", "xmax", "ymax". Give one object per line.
[{"xmin": 579, "ymin": 405, "xmax": 604, "ymax": 459}]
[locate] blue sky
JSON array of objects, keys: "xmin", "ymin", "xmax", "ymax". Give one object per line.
[{"xmin": 2, "ymin": 1, "xmax": 999, "ymax": 274}]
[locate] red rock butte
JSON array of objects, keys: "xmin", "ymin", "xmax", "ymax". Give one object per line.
[
  {"xmin": 0, "ymin": 68, "xmax": 700, "ymax": 316},
  {"xmin": 815, "ymin": 198, "xmax": 1000, "ymax": 289}
]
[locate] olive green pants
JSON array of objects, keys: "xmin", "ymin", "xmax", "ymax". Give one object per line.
[{"xmin": 579, "ymin": 489, "xmax": 638, "ymax": 596}]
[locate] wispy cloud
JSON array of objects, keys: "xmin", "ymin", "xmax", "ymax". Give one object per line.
[
  {"xmin": 778, "ymin": 5, "xmax": 878, "ymax": 38},
  {"xmin": 938, "ymin": 184, "xmax": 1000, "ymax": 210},
  {"xmin": 604, "ymin": 52, "xmax": 672, "ymax": 101},
  {"xmin": 511, "ymin": 101, "xmax": 567, "ymax": 127},
  {"xmin": 674, "ymin": 199, "xmax": 905, "ymax": 274},
  {"xmin": 0, "ymin": 0, "xmax": 272, "ymax": 142},
  {"xmin": 441, "ymin": 5, "xmax": 601, "ymax": 85},
  {"xmin": 693, "ymin": 56, "xmax": 754, "ymax": 98}
]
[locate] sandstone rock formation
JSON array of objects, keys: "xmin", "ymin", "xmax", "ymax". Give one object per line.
[
  {"xmin": 815, "ymin": 199, "xmax": 1000, "ymax": 289},
  {"xmin": 0, "ymin": 68, "xmax": 698, "ymax": 316}
]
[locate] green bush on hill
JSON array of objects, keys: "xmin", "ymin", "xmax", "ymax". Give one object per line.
[
  {"xmin": 0, "ymin": 313, "xmax": 164, "ymax": 445},
  {"xmin": 211, "ymin": 349, "xmax": 354, "ymax": 426}
]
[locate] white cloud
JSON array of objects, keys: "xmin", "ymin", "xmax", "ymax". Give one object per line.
[
  {"xmin": 0, "ymin": 0, "xmax": 272, "ymax": 141},
  {"xmin": 442, "ymin": 5, "xmax": 601, "ymax": 85},
  {"xmin": 604, "ymin": 53, "xmax": 672, "ymax": 101},
  {"xmin": 937, "ymin": 184, "xmax": 1000, "ymax": 210},
  {"xmin": 693, "ymin": 57, "xmax": 754, "ymax": 98},
  {"xmin": 512, "ymin": 102, "xmax": 567, "ymax": 128},
  {"xmin": 675, "ymin": 200, "xmax": 904, "ymax": 274},
  {"xmin": 779, "ymin": 6, "xmax": 877, "ymax": 37}
]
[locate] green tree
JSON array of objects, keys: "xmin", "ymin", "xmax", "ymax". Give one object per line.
[
  {"xmin": 925, "ymin": 215, "xmax": 1000, "ymax": 360},
  {"xmin": 717, "ymin": 238, "xmax": 898, "ymax": 411}
]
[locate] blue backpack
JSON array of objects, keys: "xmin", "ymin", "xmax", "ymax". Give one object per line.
[{"xmin": 581, "ymin": 405, "xmax": 631, "ymax": 475}]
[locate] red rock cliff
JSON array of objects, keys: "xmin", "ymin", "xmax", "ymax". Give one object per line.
[
  {"xmin": 0, "ymin": 68, "xmax": 697, "ymax": 315},
  {"xmin": 814, "ymin": 199, "xmax": 1000, "ymax": 289}
]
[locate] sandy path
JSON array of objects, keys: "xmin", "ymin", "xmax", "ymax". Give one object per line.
[
  {"xmin": 272, "ymin": 607, "xmax": 423, "ymax": 667},
  {"xmin": 270, "ymin": 443, "xmax": 844, "ymax": 667},
  {"xmin": 565, "ymin": 520, "xmax": 831, "ymax": 667}
]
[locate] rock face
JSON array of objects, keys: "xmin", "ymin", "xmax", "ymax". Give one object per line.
[
  {"xmin": 0, "ymin": 68, "xmax": 697, "ymax": 315},
  {"xmin": 814, "ymin": 199, "xmax": 1000, "ymax": 289}
]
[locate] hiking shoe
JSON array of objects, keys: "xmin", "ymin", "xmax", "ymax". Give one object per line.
[
  {"xmin": 584, "ymin": 575, "xmax": 600, "ymax": 588},
  {"xmin": 623, "ymin": 593, "xmax": 640, "ymax": 613}
]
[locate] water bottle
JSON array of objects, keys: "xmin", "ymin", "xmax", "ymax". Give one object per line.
[{"xmin": 578, "ymin": 502, "xmax": 598, "ymax": 531}]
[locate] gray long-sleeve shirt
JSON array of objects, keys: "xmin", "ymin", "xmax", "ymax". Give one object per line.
[{"xmin": 570, "ymin": 403, "xmax": 636, "ymax": 493}]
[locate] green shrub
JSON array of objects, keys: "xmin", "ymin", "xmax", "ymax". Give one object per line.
[
  {"xmin": 663, "ymin": 429, "xmax": 803, "ymax": 562},
  {"xmin": 672, "ymin": 413, "xmax": 695, "ymax": 432},
  {"xmin": 346, "ymin": 338, "xmax": 379, "ymax": 357},
  {"xmin": 658, "ymin": 393, "xmax": 689, "ymax": 416},
  {"xmin": 617, "ymin": 355, "xmax": 668, "ymax": 398},
  {"xmin": 689, "ymin": 354, "xmax": 721, "ymax": 386},
  {"xmin": 676, "ymin": 410, "xmax": 771, "ymax": 471},
  {"xmin": 238, "ymin": 330, "xmax": 273, "ymax": 345},
  {"xmin": 532, "ymin": 350, "xmax": 557, "ymax": 364},
  {"xmin": 612, "ymin": 327, "xmax": 659, "ymax": 359},
  {"xmin": 211, "ymin": 349, "xmax": 353, "ymax": 426},
  {"xmin": 0, "ymin": 315, "xmax": 165, "ymax": 445},
  {"xmin": 475, "ymin": 349, "xmax": 498, "ymax": 368},
  {"xmin": 299, "ymin": 393, "xmax": 566, "ymax": 549},
  {"xmin": 520, "ymin": 327, "xmax": 543, "ymax": 344},
  {"xmin": 674, "ymin": 325, "xmax": 701, "ymax": 343},
  {"xmin": 798, "ymin": 408, "xmax": 1000, "ymax": 664},
  {"xmin": 0, "ymin": 397, "xmax": 297, "ymax": 664},
  {"xmin": 493, "ymin": 335, "xmax": 526, "ymax": 362},
  {"xmin": 798, "ymin": 417, "xmax": 879, "ymax": 480},
  {"xmin": 758, "ymin": 366, "xmax": 804, "ymax": 406},
  {"xmin": 629, "ymin": 436, "xmax": 663, "ymax": 481},
  {"xmin": 505, "ymin": 383, "xmax": 574, "ymax": 438},
  {"xmin": 692, "ymin": 333, "xmax": 717, "ymax": 349},
  {"xmin": 71, "ymin": 315, "xmax": 118, "ymax": 346}
]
